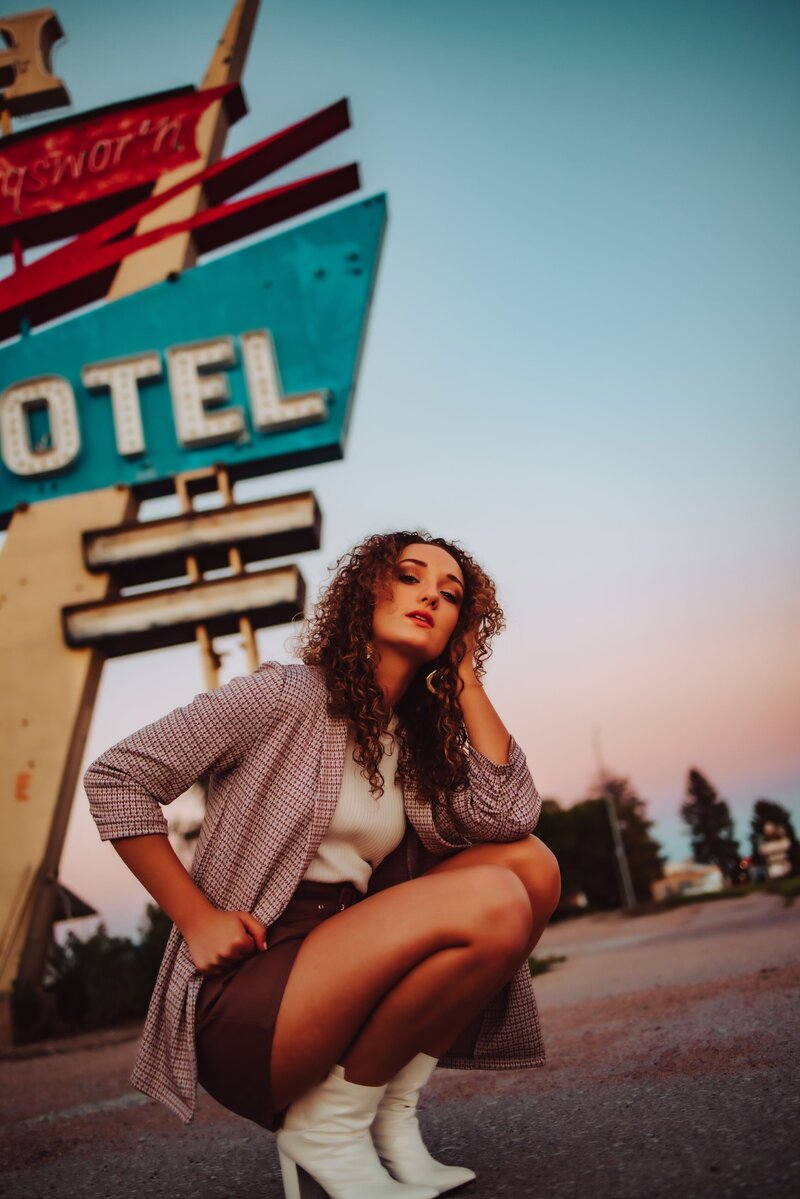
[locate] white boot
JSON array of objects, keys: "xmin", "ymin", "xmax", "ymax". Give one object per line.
[
  {"xmin": 371, "ymin": 1054, "xmax": 477, "ymax": 1194},
  {"xmin": 276, "ymin": 1064, "xmax": 439, "ymax": 1199}
]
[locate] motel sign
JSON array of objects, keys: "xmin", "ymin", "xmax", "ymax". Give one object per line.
[
  {"xmin": 0, "ymin": 0, "xmax": 386, "ymax": 1044},
  {"xmin": 0, "ymin": 196, "xmax": 386, "ymax": 521}
]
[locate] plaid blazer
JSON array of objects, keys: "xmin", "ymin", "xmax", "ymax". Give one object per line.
[{"xmin": 84, "ymin": 661, "xmax": 545, "ymax": 1124}]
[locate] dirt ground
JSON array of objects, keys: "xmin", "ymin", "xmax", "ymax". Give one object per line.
[{"xmin": 1, "ymin": 890, "xmax": 798, "ymax": 1198}]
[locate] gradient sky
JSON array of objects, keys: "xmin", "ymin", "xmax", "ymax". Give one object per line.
[{"xmin": 2, "ymin": 0, "xmax": 798, "ymax": 936}]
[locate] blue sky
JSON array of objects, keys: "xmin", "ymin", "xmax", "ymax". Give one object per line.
[{"xmin": 2, "ymin": 0, "xmax": 798, "ymax": 933}]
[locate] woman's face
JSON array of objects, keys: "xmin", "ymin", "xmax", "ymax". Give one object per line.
[{"xmin": 371, "ymin": 542, "xmax": 466, "ymax": 665}]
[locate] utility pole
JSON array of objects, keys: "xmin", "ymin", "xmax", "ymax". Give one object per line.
[{"xmin": 592, "ymin": 727, "xmax": 637, "ymax": 910}]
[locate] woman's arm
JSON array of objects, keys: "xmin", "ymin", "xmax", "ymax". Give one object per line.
[
  {"xmin": 111, "ymin": 834, "xmax": 267, "ymax": 974},
  {"xmin": 84, "ymin": 663, "xmax": 285, "ymax": 972},
  {"xmin": 456, "ymin": 650, "xmax": 511, "ymax": 766},
  {"xmin": 425, "ymin": 639, "xmax": 540, "ymax": 848},
  {"xmin": 84, "ymin": 661, "xmax": 284, "ymax": 840}
]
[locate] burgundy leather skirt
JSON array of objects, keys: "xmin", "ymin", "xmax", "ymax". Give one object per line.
[{"xmin": 195, "ymin": 878, "xmax": 366, "ymax": 1130}]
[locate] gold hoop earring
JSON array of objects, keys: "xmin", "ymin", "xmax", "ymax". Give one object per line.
[{"xmin": 425, "ymin": 670, "xmax": 439, "ymax": 695}]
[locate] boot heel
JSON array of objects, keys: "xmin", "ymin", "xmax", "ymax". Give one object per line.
[{"xmin": 278, "ymin": 1148, "xmax": 328, "ymax": 1199}]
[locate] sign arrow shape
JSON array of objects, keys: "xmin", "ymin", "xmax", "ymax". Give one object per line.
[{"xmin": 0, "ymin": 193, "xmax": 387, "ymax": 524}]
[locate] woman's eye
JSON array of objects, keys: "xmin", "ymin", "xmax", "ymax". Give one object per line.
[
  {"xmin": 398, "ymin": 573, "xmax": 418, "ymax": 584},
  {"xmin": 441, "ymin": 590, "xmax": 459, "ymax": 604}
]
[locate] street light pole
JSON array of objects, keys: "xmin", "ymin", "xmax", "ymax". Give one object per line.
[
  {"xmin": 603, "ymin": 788, "xmax": 638, "ymax": 910},
  {"xmin": 592, "ymin": 727, "xmax": 638, "ymax": 910}
]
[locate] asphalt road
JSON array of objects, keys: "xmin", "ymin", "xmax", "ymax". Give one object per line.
[{"xmin": 1, "ymin": 891, "xmax": 798, "ymax": 1198}]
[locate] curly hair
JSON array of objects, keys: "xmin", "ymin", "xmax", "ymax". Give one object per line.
[{"xmin": 296, "ymin": 530, "xmax": 505, "ymax": 808}]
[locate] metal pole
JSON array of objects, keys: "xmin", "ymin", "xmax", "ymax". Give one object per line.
[
  {"xmin": 174, "ymin": 472, "xmax": 221, "ymax": 692},
  {"xmin": 604, "ymin": 789, "xmax": 637, "ymax": 910},
  {"xmin": 592, "ymin": 727, "xmax": 637, "ymax": 909},
  {"xmin": 215, "ymin": 465, "xmax": 260, "ymax": 672}
]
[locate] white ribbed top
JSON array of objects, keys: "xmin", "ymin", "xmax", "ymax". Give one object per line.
[{"xmin": 303, "ymin": 720, "xmax": 406, "ymax": 893}]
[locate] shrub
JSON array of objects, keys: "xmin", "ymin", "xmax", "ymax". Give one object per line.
[{"xmin": 12, "ymin": 904, "xmax": 172, "ymax": 1044}]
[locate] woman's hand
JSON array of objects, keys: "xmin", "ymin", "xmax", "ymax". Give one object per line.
[
  {"xmin": 109, "ymin": 836, "xmax": 267, "ymax": 975},
  {"xmin": 454, "ymin": 627, "xmax": 512, "ymax": 765},
  {"xmin": 183, "ymin": 908, "xmax": 268, "ymax": 976}
]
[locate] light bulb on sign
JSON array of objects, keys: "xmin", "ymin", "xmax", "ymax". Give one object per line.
[
  {"xmin": 82, "ymin": 351, "xmax": 162, "ymax": 457},
  {"xmin": 241, "ymin": 329, "xmax": 328, "ymax": 433},
  {"xmin": 166, "ymin": 337, "xmax": 246, "ymax": 449},
  {"xmin": 0, "ymin": 375, "xmax": 81, "ymax": 476}
]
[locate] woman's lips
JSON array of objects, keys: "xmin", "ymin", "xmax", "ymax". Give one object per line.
[{"xmin": 406, "ymin": 612, "xmax": 434, "ymax": 628}]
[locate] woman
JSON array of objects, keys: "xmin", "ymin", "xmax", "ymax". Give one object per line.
[{"xmin": 84, "ymin": 530, "xmax": 560, "ymax": 1199}]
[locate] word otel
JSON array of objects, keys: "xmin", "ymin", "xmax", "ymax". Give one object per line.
[{"xmin": 0, "ymin": 330, "xmax": 329, "ymax": 477}]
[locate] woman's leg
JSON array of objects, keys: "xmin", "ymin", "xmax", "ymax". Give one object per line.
[
  {"xmin": 415, "ymin": 834, "xmax": 560, "ymax": 1060},
  {"xmin": 423, "ymin": 834, "xmax": 562, "ymax": 955},
  {"xmin": 269, "ymin": 864, "xmax": 532, "ymax": 1109}
]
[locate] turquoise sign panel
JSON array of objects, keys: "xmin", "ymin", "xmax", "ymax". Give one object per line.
[{"xmin": 0, "ymin": 194, "xmax": 386, "ymax": 528}]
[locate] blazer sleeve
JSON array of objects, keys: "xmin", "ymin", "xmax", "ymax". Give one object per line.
[
  {"xmin": 420, "ymin": 735, "xmax": 542, "ymax": 854},
  {"xmin": 83, "ymin": 660, "xmax": 285, "ymax": 841}
]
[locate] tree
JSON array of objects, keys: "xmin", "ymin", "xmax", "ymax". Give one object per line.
[
  {"xmin": 681, "ymin": 768, "xmax": 741, "ymax": 884},
  {"xmin": 536, "ymin": 797, "xmax": 617, "ymax": 907},
  {"xmin": 13, "ymin": 905, "xmax": 174, "ymax": 1043},
  {"xmin": 588, "ymin": 774, "xmax": 665, "ymax": 903},
  {"xmin": 567, "ymin": 797, "xmax": 619, "ymax": 908},
  {"xmin": 750, "ymin": 799, "xmax": 800, "ymax": 877},
  {"xmin": 536, "ymin": 777, "xmax": 664, "ymax": 908}
]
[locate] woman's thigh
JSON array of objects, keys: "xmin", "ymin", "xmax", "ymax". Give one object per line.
[
  {"xmin": 269, "ymin": 864, "xmax": 529, "ymax": 1106},
  {"xmin": 424, "ymin": 835, "xmax": 561, "ymax": 924}
]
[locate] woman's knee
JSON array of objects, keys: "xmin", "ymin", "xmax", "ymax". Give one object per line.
[
  {"xmin": 502, "ymin": 836, "xmax": 561, "ymax": 918},
  {"xmin": 454, "ymin": 865, "xmax": 534, "ymax": 958}
]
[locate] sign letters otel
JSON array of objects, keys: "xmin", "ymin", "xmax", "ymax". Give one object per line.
[{"xmin": 0, "ymin": 0, "xmax": 386, "ymax": 1041}]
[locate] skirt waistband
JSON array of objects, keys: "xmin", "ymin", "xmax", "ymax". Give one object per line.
[{"xmin": 281, "ymin": 878, "xmax": 365, "ymax": 915}]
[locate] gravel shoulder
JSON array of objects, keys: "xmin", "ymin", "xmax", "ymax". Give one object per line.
[{"xmin": 1, "ymin": 892, "xmax": 798, "ymax": 1198}]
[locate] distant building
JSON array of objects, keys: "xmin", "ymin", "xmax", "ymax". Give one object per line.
[
  {"xmin": 753, "ymin": 823, "xmax": 793, "ymax": 880},
  {"xmin": 651, "ymin": 861, "xmax": 724, "ymax": 901}
]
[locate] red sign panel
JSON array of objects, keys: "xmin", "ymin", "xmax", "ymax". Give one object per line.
[
  {"xmin": 0, "ymin": 99, "xmax": 358, "ymax": 342},
  {"xmin": 0, "ymin": 84, "xmax": 243, "ymax": 247}
]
